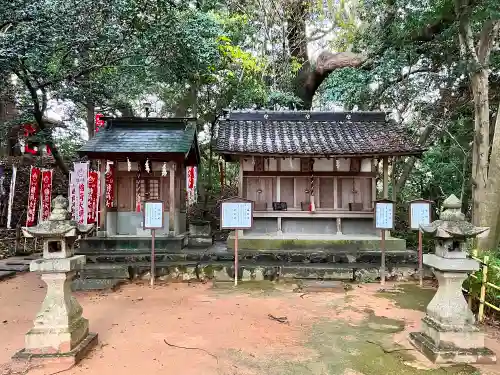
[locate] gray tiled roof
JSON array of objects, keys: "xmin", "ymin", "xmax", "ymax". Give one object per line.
[
  {"xmin": 79, "ymin": 117, "xmax": 197, "ymax": 155},
  {"xmin": 215, "ymin": 111, "xmax": 425, "ymax": 157}
]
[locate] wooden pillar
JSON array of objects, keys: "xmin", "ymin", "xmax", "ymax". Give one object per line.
[
  {"xmin": 382, "ymin": 156, "xmax": 389, "ymax": 237},
  {"xmin": 382, "ymin": 156, "xmax": 389, "ymax": 199},
  {"xmin": 99, "ymin": 159, "xmax": 107, "ymax": 233},
  {"xmin": 169, "ymin": 162, "xmax": 176, "ymax": 234},
  {"xmin": 238, "ymin": 158, "xmax": 244, "ymax": 197}
]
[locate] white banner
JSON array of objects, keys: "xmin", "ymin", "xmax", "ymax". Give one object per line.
[
  {"xmin": 74, "ymin": 162, "xmax": 89, "ymax": 225},
  {"xmin": 6, "ymin": 166, "xmax": 17, "ymax": 229},
  {"xmin": 186, "ymin": 166, "xmax": 197, "ymax": 205},
  {"xmin": 69, "ymin": 171, "xmax": 75, "ymax": 220}
]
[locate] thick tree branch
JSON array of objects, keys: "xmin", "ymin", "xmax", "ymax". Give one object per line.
[
  {"xmin": 15, "ymin": 66, "xmax": 69, "ymax": 175},
  {"xmin": 477, "ymin": 19, "xmax": 500, "ymax": 64}
]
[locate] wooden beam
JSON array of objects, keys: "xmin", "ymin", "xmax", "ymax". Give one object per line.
[{"xmin": 244, "ymin": 171, "xmax": 375, "ymax": 177}]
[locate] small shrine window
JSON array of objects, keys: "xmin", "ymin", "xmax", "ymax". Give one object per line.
[
  {"xmin": 137, "ymin": 178, "xmax": 160, "ymax": 205},
  {"xmin": 254, "ymin": 157, "xmax": 264, "ymax": 172},
  {"xmin": 300, "ymin": 158, "xmax": 313, "ymax": 172}
]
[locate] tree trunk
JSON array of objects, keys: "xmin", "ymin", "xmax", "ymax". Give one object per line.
[
  {"xmin": 394, "ymin": 122, "xmax": 435, "ymax": 195},
  {"xmin": 86, "ymin": 100, "xmax": 95, "ymax": 139},
  {"xmin": 471, "ymin": 69, "xmax": 490, "ymax": 226},
  {"xmin": 477, "ymin": 102, "xmax": 500, "ymax": 250}
]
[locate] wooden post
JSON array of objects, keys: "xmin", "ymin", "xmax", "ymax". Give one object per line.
[
  {"xmin": 382, "ymin": 156, "xmax": 389, "ymax": 237},
  {"xmin": 169, "ymin": 162, "xmax": 175, "ymax": 234},
  {"xmin": 151, "ymin": 229, "xmax": 156, "ymax": 287},
  {"xmin": 381, "ymin": 230, "xmax": 386, "ymax": 286},
  {"xmin": 234, "ymin": 229, "xmax": 239, "ymax": 286},
  {"xmin": 478, "ymin": 255, "xmax": 489, "ymax": 322},
  {"xmin": 238, "ymin": 158, "xmax": 244, "ymax": 196},
  {"xmin": 418, "ymin": 230, "xmax": 423, "ymax": 287},
  {"xmin": 99, "ymin": 159, "xmax": 107, "ymax": 233}
]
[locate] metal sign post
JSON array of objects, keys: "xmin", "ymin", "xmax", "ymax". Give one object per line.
[
  {"xmin": 220, "ymin": 197, "xmax": 253, "ymax": 286},
  {"xmin": 143, "ymin": 199, "xmax": 164, "ymax": 287},
  {"xmin": 409, "ymin": 199, "xmax": 432, "ymax": 287},
  {"xmin": 375, "ymin": 199, "xmax": 395, "ymax": 286}
]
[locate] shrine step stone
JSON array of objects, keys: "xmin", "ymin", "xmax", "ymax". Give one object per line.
[{"xmin": 0, "ymin": 270, "xmax": 16, "ymax": 281}]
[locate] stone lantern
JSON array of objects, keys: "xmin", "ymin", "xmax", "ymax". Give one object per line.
[
  {"xmin": 409, "ymin": 194, "xmax": 496, "ymax": 364},
  {"xmin": 13, "ymin": 196, "xmax": 98, "ymax": 365}
]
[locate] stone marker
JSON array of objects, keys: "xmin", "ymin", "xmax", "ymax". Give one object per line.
[
  {"xmin": 409, "ymin": 194, "xmax": 496, "ymax": 364},
  {"xmin": 12, "ymin": 196, "xmax": 98, "ymax": 365}
]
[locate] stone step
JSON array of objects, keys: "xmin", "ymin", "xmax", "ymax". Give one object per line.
[
  {"xmin": 79, "ymin": 236, "xmax": 186, "ymax": 253},
  {"xmin": 77, "ymin": 248, "xmax": 417, "ymax": 265},
  {"xmin": 0, "ymin": 270, "xmax": 16, "ymax": 281},
  {"xmin": 72, "ymin": 278, "xmax": 125, "ymax": 291},
  {"xmin": 226, "ymin": 235, "xmax": 406, "ymax": 251}
]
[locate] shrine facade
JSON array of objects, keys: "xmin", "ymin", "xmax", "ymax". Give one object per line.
[
  {"xmin": 215, "ymin": 110, "xmax": 424, "ymax": 248},
  {"xmin": 78, "ymin": 117, "xmax": 199, "ymax": 238}
]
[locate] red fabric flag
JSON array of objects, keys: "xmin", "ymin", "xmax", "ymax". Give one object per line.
[
  {"xmin": 40, "ymin": 170, "xmax": 53, "ymax": 221},
  {"xmin": 87, "ymin": 171, "xmax": 99, "ymax": 224},
  {"xmin": 26, "ymin": 167, "xmax": 41, "ymax": 227}
]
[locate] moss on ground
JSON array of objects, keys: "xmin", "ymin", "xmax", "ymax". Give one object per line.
[
  {"xmin": 376, "ymin": 284, "xmax": 436, "ymax": 312},
  {"xmin": 227, "ymin": 309, "xmax": 478, "ymax": 375}
]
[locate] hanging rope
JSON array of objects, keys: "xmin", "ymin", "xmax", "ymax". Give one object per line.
[{"xmin": 309, "ymin": 158, "xmax": 316, "ymax": 212}]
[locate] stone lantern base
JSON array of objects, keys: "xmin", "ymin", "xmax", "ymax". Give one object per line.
[
  {"xmin": 409, "ymin": 326, "xmax": 496, "ymax": 364},
  {"xmin": 409, "ymin": 257, "xmax": 496, "ymax": 364},
  {"xmin": 12, "ymin": 256, "xmax": 98, "ymax": 366}
]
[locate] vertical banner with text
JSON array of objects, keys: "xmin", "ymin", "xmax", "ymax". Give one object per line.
[
  {"xmin": 186, "ymin": 166, "xmax": 197, "ymax": 205},
  {"xmin": 74, "ymin": 162, "xmax": 89, "ymax": 225},
  {"xmin": 69, "ymin": 172, "xmax": 76, "ymax": 220},
  {"xmin": 26, "ymin": 166, "xmax": 41, "ymax": 227},
  {"xmin": 40, "ymin": 170, "xmax": 53, "ymax": 221},
  {"xmin": 87, "ymin": 171, "xmax": 99, "ymax": 224},
  {"xmin": 105, "ymin": 162, "xmax": 114, "ymax": 208}
]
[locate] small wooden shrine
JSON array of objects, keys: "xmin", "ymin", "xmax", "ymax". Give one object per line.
[
  {"xmin": 215, "ymin": 110, "xmax": 424, "ymax": 249},
  {"xmin": 78, "ymin": 117, "xmax": 199, "ymax": 238}
]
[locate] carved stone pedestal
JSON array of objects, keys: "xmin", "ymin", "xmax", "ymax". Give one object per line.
[
  {"xmin": 13, "ymin": 256, "xmax": 98, "ymax": 365},
  {"xmin": 409, "ymin": 256, "xmax": 496, "ymax": 364}
]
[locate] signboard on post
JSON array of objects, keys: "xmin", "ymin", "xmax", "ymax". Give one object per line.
[
  {"xmin": 220, "ymin": 197, "xmax": 253, "ymax": 286},
  {"xmin": 409, "ymin": 199, "xmax": 433, "ymax": 287},
  {"xmin": 143, "ymin": 199, "xmax": 164, "ymax": 286},
  {"xmin": 375, "ymin": 199, "xmax": 395, "ymax": 286}
]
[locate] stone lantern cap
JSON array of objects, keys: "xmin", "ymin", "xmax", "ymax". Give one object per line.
[
  {"xmin": 22, "ymin": 195, "xmax": 95, "ymax": 238},
  {"xmin": 419, "ymin": 194, "xmax": 489, "ymax": 239}
]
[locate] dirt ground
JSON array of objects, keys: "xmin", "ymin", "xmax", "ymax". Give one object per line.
[{"xmin": 1, "ymin": 274, "xmax": 500, "ymax": 375}]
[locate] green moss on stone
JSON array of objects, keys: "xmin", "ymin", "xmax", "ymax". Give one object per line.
[
  {"xmin": 203, "ymin": 265, "xmax": 214, "ymax": 277},
  {"xmin": 227, "ymin": 237, "xmax": 406, "ymax": 251},
  {"xmin": 376, "ymin": 284, "xmax": 435, "ymax": 312}
]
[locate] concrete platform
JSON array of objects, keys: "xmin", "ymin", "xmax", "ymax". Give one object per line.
[
  {"xmin": 12, "ymin": 332, "xmax": 98, "ymax": 366},
  {"xmin": 409, "ymin": 332, "xmax": 496, "ymax": 364},
  {"xmin": 227, "ymin": 233, "xmax": 406, "ymax": 251}
]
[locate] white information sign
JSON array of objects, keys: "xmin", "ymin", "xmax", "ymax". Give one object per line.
[
  {"xmin": 375, "ymin": 202, "xmax": 394, "ymax": 229},
  {"xmin": 143, "ymin": 201, "xmax": 164, "ymax": 229},
  {"xmin": 221, "ymin": 202, "xmax": 252, "ymax": 229},
  {"xmin": 410, "ymin": 202, "xmax": 431, "ymax": 230}
]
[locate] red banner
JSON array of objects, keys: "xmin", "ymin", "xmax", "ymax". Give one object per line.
[
  {"xmin": 26, "ymin": 167, "xmax": 41, "ymax": 227},
  {"xmin": 105, "ymin": 163, "xmax": 114, "ymax": 208},
  {"xmin": 87, "ymin": 171, "xmax": 99, "ymax": 224},
  {"xmin": 40, "ymin": 170, "xmax": 53, "ymax": 221}
]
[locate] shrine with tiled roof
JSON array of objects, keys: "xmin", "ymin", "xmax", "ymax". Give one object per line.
[{"xmin": 215, "ymin": 110, "xmax": 424, "ymax": 248}]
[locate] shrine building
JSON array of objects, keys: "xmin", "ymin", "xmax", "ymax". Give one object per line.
[
  {"xmin": 214, "ymin": 110, "xmax": 425, "ymax": 250},
  {"xmin": 78, "ymin": 117, "xmax": 199, "ymax": 241}
]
